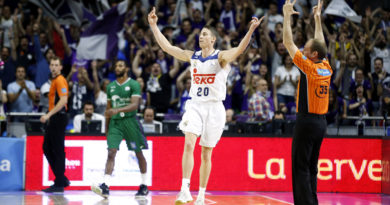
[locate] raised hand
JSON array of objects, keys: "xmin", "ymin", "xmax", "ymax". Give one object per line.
[
  {"xmin": 283, "ymin": 0, "xmax": 300, "ymax": 16},
  {"xmin": 147, "ymin": 7, "xmax": 158, "ymax": 26},
  {"xmin": 313, "ymin": 0, "xmax": 322, "ymax": 18},
  {"xmin": 249, "ymin": 16, "xmax": 265, "ymax": 32}
]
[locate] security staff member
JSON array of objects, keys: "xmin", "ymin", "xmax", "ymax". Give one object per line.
[
  {"xmin": 283, "ymin": 0, "xmax": 332, "ymax": 204},
  {"xmin": 40, "ymin": 56, "xmax": 69, "ymax": 192}
]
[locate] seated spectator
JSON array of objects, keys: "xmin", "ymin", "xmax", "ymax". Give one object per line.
[
  {"xmin": 349, "ymin": 68, "xmax": 371, "ymax": 100},
  {"xmin": 326, "ymin": 89, "xmax": 347, "ymax": 126},
  {"xmin": 272, "ymin": 110, "xmax": 285, "ymax": 135},
  {"xmin": 140, "ymin": 107, "xmax": 162, "ymax": 134},
  {"xmin": 226, "ymin": 108, "xmax": 235, "ymax": 123},
  {"xmin": 248, "ymin": 79, "xmax": 273, "ymax": 121},
  {"xmin": 73, "ymin": 101, "xmax": 105, "ymax": 133},
  {"xmin": 348, "ymin": 84, "xmax": 372, "ymax": 126},
  {"xmin": 7, "ymin": 66, "xmax": 37, "ymax": 113}
]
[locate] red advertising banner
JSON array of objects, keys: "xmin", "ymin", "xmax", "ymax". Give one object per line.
[
  {"xmin": 382, "ymin": 138, "xmax": 390, "ymax": 194},
  {"xmin": 25, "ymin": 136, "xmax": 382, "ymax": 192}
]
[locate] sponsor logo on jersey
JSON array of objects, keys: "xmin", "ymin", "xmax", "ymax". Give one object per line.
[
  {"xmin": 317, "ymin": 69, "xmax": 331, "ymax": 76},
  {"xmin": 192, "ymin": 68, "xmax": 216, "ymax": 84},
  {"xmin": 125, "ymin": 86, "xmax": 130, "ymax": 91}
]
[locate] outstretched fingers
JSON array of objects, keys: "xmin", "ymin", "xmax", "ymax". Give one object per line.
[{"xmin": 318, "ymin": 0, "xmax": 322, "ymax": 11}]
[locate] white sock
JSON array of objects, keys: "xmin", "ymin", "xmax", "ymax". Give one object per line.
[
  {"xmin": 141, "ymin": 173, "xmax": 147, "ymax": 185},
  {"xmin": 181, "ymin": 178, "xmax": 190, "ymax": 191},
  {"xmin": 103, "ymin": 174, "xmax": 111, "ymax": 186},
  {"xmin": 198, "ymin": 187, "xmax": 206, "ymax": 199}
]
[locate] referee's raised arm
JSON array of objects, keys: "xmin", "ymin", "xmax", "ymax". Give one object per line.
[
  {"xmin": 282, "ymin": 0, "xmax": 300, "ymax": 59},
  {"xmin": 313, "ymin": 0, "xmax": 325, "ymax": 43}
]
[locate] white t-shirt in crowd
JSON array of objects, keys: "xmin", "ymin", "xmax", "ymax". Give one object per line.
[{"xmin": 273, "ymin": 65, "xmax": 300, "ymax": 96}]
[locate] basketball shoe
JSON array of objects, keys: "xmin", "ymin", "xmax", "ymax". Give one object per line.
[
  {"xmin": 91, "ymin": 183, "xmax": 109, "ymax": 198},
  {"xmin": 175, "ymin": 190, "xmax": 193, "ymax": 204}
]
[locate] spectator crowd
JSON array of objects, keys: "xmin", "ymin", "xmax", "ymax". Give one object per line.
[{"xmin": 0, "ymin": 0, "xmax": 389, "ymax": 133}]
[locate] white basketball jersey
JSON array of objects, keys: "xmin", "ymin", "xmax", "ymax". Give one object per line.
[{"xmin": 189, "ymin": 50, "xmax": 231, "ymax": 102}]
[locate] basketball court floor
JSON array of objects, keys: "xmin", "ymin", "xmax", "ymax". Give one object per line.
[{"xmin": 1, "ymin": 191, "xmax": 389, "ymax": 205}]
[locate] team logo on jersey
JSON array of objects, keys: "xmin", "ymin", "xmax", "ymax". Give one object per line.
[
  {"xmin": 125, "ymin": 86, "xmax": 130, "ymax": 91},
  {"xmin": 317, "ymin": 69, "xmax": 331, "ymax": 76},
  {"xmin": 192, "ymin": 68, "xmax": 216, "ymax": 84}
]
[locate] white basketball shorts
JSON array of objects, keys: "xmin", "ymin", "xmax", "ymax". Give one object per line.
[{"xmin": 179, "ymin": 100, "xmax": 226, "ymax": 147}]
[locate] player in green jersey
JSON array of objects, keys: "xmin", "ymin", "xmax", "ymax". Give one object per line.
[{"xmin": 91, "ymin": 60, "xmax": 149, "ymax": 199}]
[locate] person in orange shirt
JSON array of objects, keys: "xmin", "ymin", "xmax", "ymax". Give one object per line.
[
  {"xmin": 40, "ymin": 56, "xmax": 69, "ymax": 192},
  {"xmin": 283, "ymin": 0, "xmax": 332, "ymax": 204}
]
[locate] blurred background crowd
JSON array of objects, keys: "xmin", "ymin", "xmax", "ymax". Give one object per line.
[{"xmin": 0, "ymin": 0, "xmax": 389, "ymax": 134}]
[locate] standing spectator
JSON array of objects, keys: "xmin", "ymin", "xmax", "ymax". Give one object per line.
[
  {"xmin": 133, "ymin": 59, "xmax": 180, "ymax": 113},
  {"xmin": 7, "ymin": 66, "xmax": 37, "ymax": 113},
  {"xmin": 40, "ymin": 56, "xmax": 69, "ymax": 192},
  {"xmin": 219, "ymin": 0, "xmax": 237, "ymax": 32},
  {"xmin": 349, "ymin": 68, "xmax": 372, "ymax": 100},
  {"xmin": 248, "ymin": 78, "xmax": 272, "ymax": 121},
  {"xmin": 334, "ymin": 52, "xmax": 360, "ymax": 99},
  {"xmin": 266, "ymin": 1, "xmax": 283, "ymax": 33},
  {"xmin": 0, "ymin": 5, "xmax": 13, "ymax": 48},
  {"xmin": 32, "ymin": 23, "xmax": 53, "ymax": 88},
  {"xmin": 271, "ymin": 40, "xmax": 288, "ymax": 77},
  {"xmin": 368, "ymin": 29, "xmax": 390, "ymax": 73},
  {"xmin": 273, "ymin": 54, "xmax": 300, "ymax": 113},
  {"xmin": 379, "ymin": 72, "xmax": 390, "ymax": 115},
  {"xmin": 369, "ymin": 57, "xmax": 389, "ymax": 115},
  {"xmin": 156, "ymin": 49, "xmax": 171, "ymax": 74},
  {"xmin": 136, "ymin": 77, "xmax": 148, "ymax": 113},
  {"xmin": 173, "ymin": 18, "xmax": 193, "ymax": 48},
  {"xmin": 1, "ymin": 44, "xmax": 17, "ymax": 90},
  {"xmin": 176, "ymin": 68, "xmax": 191, "ymax": 114},
  {"xmin": 73, "ymin": 101, "xmax": 105, "ymax": 133},
  {"xmin": 91, "ymin": 60, "xmax": 109, "ymax": 115},
  {"xmin": 67, "ymin": 66, "xmax": 94, "ymax": 117}
]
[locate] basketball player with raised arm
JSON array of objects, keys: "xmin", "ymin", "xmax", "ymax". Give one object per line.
[{"xmin": 148, "ymin": 7, "xmax": 263, "ymax": 205}]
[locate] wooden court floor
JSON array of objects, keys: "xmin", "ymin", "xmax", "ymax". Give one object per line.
[{"xmin": 0, "ymin": 191, "xmax": 388, "ymax": 205}]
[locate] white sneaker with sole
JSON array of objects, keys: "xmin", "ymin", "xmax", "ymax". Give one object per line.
[{"xmin": 174, "ymin": 190, "xmax": 193, "ymax": 205}]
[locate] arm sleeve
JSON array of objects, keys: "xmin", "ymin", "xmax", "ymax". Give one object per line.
[
  {"xmin": 56, "ymin": 78, "xmax": 68, "ymax": 97},
  {"xmin": 293, "ymin": 50, "xmax": 314, "ymax": 74},
  {"xmin": 132, "ymin": 81, "xmax": 141, "ymax": 96}
]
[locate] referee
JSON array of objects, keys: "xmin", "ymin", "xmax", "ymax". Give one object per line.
[
  {"xmin": 283, "ymin": 0, "xmax": 332, "ymax": 204},
  {"xmin": 40, "ymin": 56, "xmax": 69, "ymax": 192}
]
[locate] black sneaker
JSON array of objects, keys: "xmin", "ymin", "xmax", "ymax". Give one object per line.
[
  {"xmin": 135, "ymin": 184, "xmax": 149, "ymax": 198},
  {"xmin": 42, "ymin": 185, "xmax": 64, "ymax": 193},
  {"xmin": 91, "ymin": 183, "xmax": 109, "ymax": 198}
]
